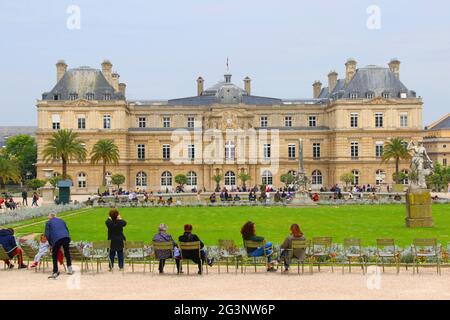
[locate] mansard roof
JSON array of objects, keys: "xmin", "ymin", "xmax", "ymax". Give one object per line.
[{"xmin": 426, "ymin": 114, "xmax": 450, "ymax": 130}]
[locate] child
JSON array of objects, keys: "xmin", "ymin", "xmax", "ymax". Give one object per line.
[{"xmin": 30, "ymin": 235, "xmax": 50, "ymax": 268}]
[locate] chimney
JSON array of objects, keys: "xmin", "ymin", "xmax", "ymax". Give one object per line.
[
  {"xmin": 244, "ymin": 76, "xmax": 251, "ymax": 95},
  {"xmin": 118, "ymin": 83, "xmax": 126, "ymax": 97},
  {"xmin": 327, "ymin": 71, "xmax": 338, "ymax": 93},
  {"xmin": 388, "ymin": 58, "xmax": 400, "ymax": 79},
  {"xmin": 101, "ymin": 59, "xmax": 113, "ymax": 85},
  {"xmin": 56, "ymin": 60, "xmax": 67, "ymax": 82},
  {"xmin": 197, "ymin": 77, "xmax": 204, "ymax": 96},
  {"xmin": 312, "ymin": 81, "xmax": 322, "ymax": 98},
  {"xmin": 111, "ymin": 72, "xmax": 120, "ymax": 91},
  {"xmin": 345, "ymin": 58, "xmax": 357, "ymax": 84}
]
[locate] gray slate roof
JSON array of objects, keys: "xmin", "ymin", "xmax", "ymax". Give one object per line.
[
  {"xmin": 42, "ymin": 67, "xmax": 124, "ymax": 101},
  {"xmin": 428, "ymin": 114, "xmax": 450, "ymax": 130},
  {"xmin": 319, "ymin": 66, "xmax": 416, "ymax": 100}
]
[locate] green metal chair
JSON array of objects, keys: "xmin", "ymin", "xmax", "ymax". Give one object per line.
[
  {"xmin": 284, "ymin": 239, "xmax": 312, "ymax": 274},
  {"xmin": 311, "ymin": 237, "xmax": 334, "ymax": 272},
  {"xmin": 0, "ymin": 246, "xmax": 14, "ymax": 270},
  {"xmin": 89, "ymin": 241, "xmax": 110, "ymax": 273},
  {"xmin": 376, "ymin": 239, "xmax": 400, "ymax": 274},
  {"xmin": 412, "ymin": 238, "xmax": 441, "ymax": 275},
  {"xmin": 68, "ymin": 245, "xmax": 89, "ymax": 274},
  {"xmin": 125, "ymin": 241, "xmax": 147, "ymax": 273},
  {"xmin": 343, "ymin": 238, "xmax": 366, "ymax": 274},
  {"xmin": 152, "ymin": 241, "xmax": 178, "ymax": 274},
  {"xmin": 179, "ymin": 241, "xmax": 206, "ymax": 275},
  {"xmin": 218, "ymin": 239, "xmax": 241, "ymax": 274},
  {"xmin": 243, "ymin": 240, "xmax": 273, "ymax": 273},
  {"xmin": 20, "ymin": 242, "xmax": 51, "ymax": 272}
]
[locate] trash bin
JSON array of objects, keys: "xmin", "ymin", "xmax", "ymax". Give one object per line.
[{"xmin": 57, "ymin": 180, "xmax": 72, "ymax": 204}]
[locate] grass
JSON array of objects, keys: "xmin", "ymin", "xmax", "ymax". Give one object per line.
[{"xmin": 12, "ymin": 204, "xmax": 450, "ymax": 247}]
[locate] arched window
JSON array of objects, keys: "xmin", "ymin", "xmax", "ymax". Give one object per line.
[
  {"xmin": 225, "ymin": 141, "xmax": 235, "ymax": 160},
  {"xmin": 77, "ymin": 172, "xmax": 87, "ymax": 188},
  {"xmin": 261, "ymin": 170, "xmax": 273, "ymax": 185},
  {"xmin": 187, "ymin": 171, "xmax": 197, "ymax": 186},
  {"xmin": 224, "ymin": 171, "xmax": 236, "ymax": 186},
  {"xmin": 375, "ymin": 169, "xmax": 385, "ymax": 185},
  {"xmin": 311, "ymin": 170, "xmax": 323, "ymax": 185},
  {"xmin": 352, "ymin": 170, "xmax": 360, "ymax": 185},
  {"xmin": 402, "ymin": 169, "xmax": 409, "ymax": 185},
  {"xmin": 136, "ymin": 171, "xmax": 147, "ymax": 187},
  {"xmin": 161, "ymin": 171, "xmax": 172, "ymax": 186}
]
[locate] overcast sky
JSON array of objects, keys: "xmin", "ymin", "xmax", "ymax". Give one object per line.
[{"xmin": 0, "ymin": 0, "xmax": 449, "ymax": 126}]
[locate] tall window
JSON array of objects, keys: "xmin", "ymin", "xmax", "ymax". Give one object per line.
[
  {"xmin": 261, "ymin": 170, "xmax": 273, "ymax": 185},
  {"xmin": 350, "ymin": 113, "xmax": 358, "ymax": 128},
  {"xmin": 138, "ymin": 117, "xmax": 146, "ymax": 128},
  {"xmin": 187, "ymin": 171, "xmax": 197, "ymax": 186},
  {"xmin": 400, "ymin": 113, "xmax": 408, "ymax": 127},
  {"xmin": 224, "ymin": 171, "xmax": 236, "ymax": 186},
  {"xmin": 402, "ymin": 169, "xmax": 409, "ymax": 185},
  {"xmin": 313, "ymin": 143, "xmax": 321, "ymax": 159},
  {"xmin": 77, "ymin": 172, "xmax": 87, "ymax": 188},
  {"xmin": 136, "ymin": 171, "xmax": 147, "ymax": 187},
  {"xmin": 103, "ymin": 115, "xmax": 111, "ymax": 129},
  {"xmin": 163, "ymin": 116, "xmax": 171, "ymax": 128},
  {"xmin": 288, "ymin": 144, "xmax": 296, "ymax": 160},
  {"xmin": 52, "ymin": 114, "xmax": 61, "ymax": 130},
  {"xmin": 375, "ymin": 142, "xmax": 384, "ymax": 158},
  {"xmin": 311, "ymin": 170, "xmax": 323, "ymax": 185},
  {"xmin": 308, "ymin": 116, "xmax": 317, "ymax": 127},
  {"xmin": 225, "ymin": 141, "xmax": 236, "ymax": 160},
  {"xmin": 351, "ymin": 142, "xmax": 359, "ymax": 158},
  {"xmin": 162, "ymin": 144, "xmax": 170, "ymax": 160},
  {"xmin": 188, "ymin": 144, "xmax": 195, "ymax": 160},
  {"xmin": 375, "ymin": 112, "xmax": 384, "ymax": 128},
  {"xmin": 137, "ymin": 144, "xmax": 145, "ymax": 160},
  {"xmin": 444, "ymin": 158, "xmax": 447, "ymax": 166},
  {"xmin": 187, "ymin": 116, "xmax": 195, "ymax": 128},
  {"xmin": 263, "ymin": 144, "xmax": 271, "ymax": 159},
  {"xmin": 352, "ymin": 170, "xmax": 360, "ymax": 185},
  {"xmin": 285, "ymin": 116, "xmax": 292, "ymax": 127},
  {"xmin": 260, "ymin": 116, "xmax": 268, "ymax": 128},
  {"xmin": 77, "ymin": 115, "xmax": 86, "ymax": 130},
  {"xmin": 375, "ymin": 169, "xmax": 385, "ymax": 185},
  {"xmin": 161, "ymin": 171, "xmax": 172, "ymax": 186}
]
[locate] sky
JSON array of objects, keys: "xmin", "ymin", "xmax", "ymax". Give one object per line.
[{"xmin": 0, "ymin": 0, "xmax": 449, "ymax": 126}]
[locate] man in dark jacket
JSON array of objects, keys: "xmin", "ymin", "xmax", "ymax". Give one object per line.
[
  {"xmin": 22, "ymin": 190, "xmax": 28, "ymax": 206},
  {"xmin": 45, "ymin": 213, "xmax": 73, "ymax": 279},
  {"xmin": 0, "ymin": 228, "xmax": 27, "ymax": 269},
  {"xmin": 178, "ymin": 224, "xmax": 213, "ymax": 274}
]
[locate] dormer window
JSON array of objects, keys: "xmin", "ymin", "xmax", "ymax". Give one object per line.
[
  {"xmin": 69, "ymin": 93, "xmax": 78, "ymax": 101},
  {"xmin": 382, "ymin": 92, "xmax": 390, "ymax": 99},
  {"xmin": 365, "ymin": 92, "xmax": 374, "ymax": 99},
  {"xmin": 86, "ymin": 93, "xmax": 95, "ymax": 100},
  {"xmin": 53, "ymin": 94, "xmax": 60, "ymax": 101},
  {"xmin": 103, "ymin": 93, "xmax": 111, "ymax": 100},
  {"xmin": 349, "ymin": 92, "xmax": 358, "ymax": 99},
  {"xmin": 399, "ymin": 92, "xmax": 407, "ymax": 99}
]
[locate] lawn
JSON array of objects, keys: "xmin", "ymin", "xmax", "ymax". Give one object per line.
[{"xmin": 12, "ymin": 204, "xmax": 450, "ymax": 247}]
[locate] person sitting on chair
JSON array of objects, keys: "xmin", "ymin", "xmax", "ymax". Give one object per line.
[
  {"xmin": 278, "ymin": 224, "xmax": 306, "ymax": 272},
  {"xmin": 0, "ymin": 228, "xmax": 27, "ymax": 269},
  {"xmin": 240, "ymin": 221, "xmax": 276, "ymax": 272},
  {"xmin": 209, "ymin": 192, "xmax": 217, "ymax": 203},
  {"xmin": 152, "ymin": 223, "xmax": 181, "ymax": 274},
  {"xmin": 178, "ymin": 224, "xmax": 214, "ymax": 274}
]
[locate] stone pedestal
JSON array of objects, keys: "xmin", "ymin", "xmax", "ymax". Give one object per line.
[
  {"xmin": 405, "ymin": 188, "xmax": 433, "ymax": 228},
  {"xmin": 288, "ymin": 192, "xmax": 316, "ymax": 206},
  {"xmin": 40, "ymin": 182, "xmax": 55, "ymax": 204}
]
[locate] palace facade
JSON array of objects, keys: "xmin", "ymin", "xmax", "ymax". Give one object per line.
[
  {"xmin": 424, "ymin": 114, "xmax": 450, "ymax": 167},
  {"xmin": 36, "ymin": 58, "xmax": 424, "ymax": 194}
]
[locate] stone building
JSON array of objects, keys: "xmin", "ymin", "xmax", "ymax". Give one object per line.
[
  {"xmin": 36, "ymin": 58, "xmax": 424, "ymax": 194},
  {"xmin": 424, "ymin": 114, "xmax": 450, "ymax": 167}
]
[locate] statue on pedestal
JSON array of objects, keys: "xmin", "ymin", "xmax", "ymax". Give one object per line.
[{"xmin": 407, "ymin": 141, "xmax": 434, "ymax": 189}]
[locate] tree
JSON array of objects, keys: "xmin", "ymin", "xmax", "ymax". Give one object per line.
[
  {"xmin": 0, "ymin": 157, "xmax": 21, "ymax": 190},
  {"xmin": 175, "ymin": 174, "xmax": 188, "ymax": 188},
  {"xmin": 340, "ymin": 172, "xmax": 354, "ymax": 189},
  {"xmin": 111, "ymin": 174, "xmax": 126, "ymax": 190},
  {"xmin": 25, "ymin": 178, "xmax": 46, "ymax": 190},
  {"xmin": 212, "ymin": 174, "xmax": 222, "ymax": 190},
  {"xmin": 4, "ymin": 134, "xmax": 37, "ymax": 181},
  {"xmin": 382, "ymin": 138, "xmax": 411, "ymax": 184},
  {"xmin": 426, "ymin": 162, "xmax": 450, "ymax": 191},
  {"xmin": 280, "ymin": 172, "xmax": 295, "ymax": 187},
  {"xmin": 42, "ymin": 130, "xmax": 87, "ymax": 180},
  {"xmin": 238, "ymin": 173, "xmax": 251, "ymax": 188},
  {"xmin": 48, "ymin": 174, "xmax": 72, "ymax": 187},
  {"xmin": 90, "ymin": 139, "xmax": 120, "ymax": 186}
]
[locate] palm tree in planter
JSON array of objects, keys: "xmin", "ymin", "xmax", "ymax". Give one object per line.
[
  {"xmin": 0, "ymin": 156, "xmax": 21, "ymax": 191},
  {"xmin": 382, "ymin": 138, "xmax": 411, "ymax": 184},
  {"xmin": 90, "ymin": 139, "xmax": 120, "ymax": 186},
  {"xmin": 111, "ymin": 173, "xmax": 126, "ymax": 191},
  {"xmin": 174, "ymin": 174, "xmax": 188, "ymax": 192},
  {"xmin": 238, "ymin": 172, "xmax": 251, "ymax": 189},
  {"xmin": 42, "ymin": 130, "xmax": 87, "ymax": 181},
  {"xmin": 212, "ymin": 174, "xmax": 222, "ymax": 191}
]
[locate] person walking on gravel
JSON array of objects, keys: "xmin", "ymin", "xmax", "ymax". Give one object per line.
[{"xmin": 45, "ymin": 213, "xmax": 73, "ymax": 279}]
